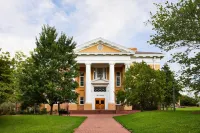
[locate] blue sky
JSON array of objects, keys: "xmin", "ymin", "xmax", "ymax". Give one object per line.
[{"xmin": 0, "ymin": 0, "xmax": 180, "ymax": 71}]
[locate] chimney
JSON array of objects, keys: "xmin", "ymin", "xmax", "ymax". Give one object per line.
[{"xmin": 129, "ymin": 48, "xmax": 137, "ymax": 52}]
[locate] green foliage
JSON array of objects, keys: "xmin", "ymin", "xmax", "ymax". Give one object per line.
[
  {"xmin": 161, "ymin": 64, "xmax": 182, "ymax": 108},
  {"xmin": 115, "ymin": 90, "xmax": 126, "ymax": 105},
  {"xmin": 148, "ymin": 0, "xmax": 200, "ymax": 93},
  {"xmin": 0, "ymin": 115, "xmax": 86, "ymax": 133},
  {"xmin": 0, "ymin": 49, "xmax": 13, "ymax": 104},
  {"xmin": 19, "ymin": 25, "xmax": 79, "ymax": 114},
  {"xmin": 114, "ymin": 109, "xmax": 200, "ymax": 133},
  {"xmin": 120, "ymin": 62, "xmax": 166, "ymax": 111},
  {"xmin": 180, "ymin": 95, "xmax": 198, "ymax": 106},
  {"xmin": 40, "ymin": 108, "xmax": 47, "ymax": 114},
  {"xmin": 0, "ymin": 102, "xmax": 15, "ymax": 115},
  {"xmin": 10, "ymin": 52, "xmax": 27, "ymax": 103}
]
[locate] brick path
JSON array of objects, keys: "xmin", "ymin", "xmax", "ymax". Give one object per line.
[{"xmin": 73, "ymin": 114, "xmax": 130, "ymax": 133}]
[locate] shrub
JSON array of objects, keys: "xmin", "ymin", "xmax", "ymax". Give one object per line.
[
  {"xmin": 0, "ymin": 102, "xmax": 15, "ymax": 115},
  {"xmin": 40, "ymin": 108, "xmax": 47, "ymax": 114}
]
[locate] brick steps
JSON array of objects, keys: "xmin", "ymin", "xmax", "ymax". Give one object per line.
[
  {"xmin": 70, "ymin": 110, "xmax": 116, "ymax": 114},
  {"xmin": 69, "ymin": 110, "xmax": 140, "ymax": 114}
]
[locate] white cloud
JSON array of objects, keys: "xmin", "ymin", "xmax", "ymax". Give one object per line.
[
  {"xmin": 0, "ymin": 0, "xmax": 167, "ymax": 54},
  {"xmin": 0, "ymin": 0, "xmax": 180, "ymax": 73}
]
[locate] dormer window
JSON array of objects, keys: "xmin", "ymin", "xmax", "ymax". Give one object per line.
[{"xmin": 93, "ymin": 68, "xmax": 107, "ymax": 80}]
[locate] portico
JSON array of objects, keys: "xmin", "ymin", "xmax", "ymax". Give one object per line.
[{"xmin": 78, "ymin": 62, "xmax": 130, "ymax": 110}]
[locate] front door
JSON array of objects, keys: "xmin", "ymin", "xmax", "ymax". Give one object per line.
[{"xmin": 95, "ymin": 98, "xmax": 105, "ymax": 110}]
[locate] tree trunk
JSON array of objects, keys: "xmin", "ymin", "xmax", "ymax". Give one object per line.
[
  {"xmin": 58, "ymin": 103, "xmax": 60, "ymax": 112},
  {"xmin": 140, "ymin": 104, "xmax": 144, "ymax": 112},
  {"xmin": 50, "ymin": 104, "xmax": 53, "ymax": 115},
  {"xmin": 162, "ymin": 104, "xmax": 165, "ymax": 110},
  {"xmin": 15, "ymin": 102, "xmax": 18, "ymax": 113},
  {"xmin": 34, "ymin": 103, "xmax": 37, "ymax": 114}
]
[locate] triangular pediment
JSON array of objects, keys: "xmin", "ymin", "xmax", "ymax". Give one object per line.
[
  {"xmin": 91, "ymin": 79, "xmax": 109, "ymax": 86},
  {"xmin": 75, "ymin": 38, "xmax": 135, "ymax": 54}
]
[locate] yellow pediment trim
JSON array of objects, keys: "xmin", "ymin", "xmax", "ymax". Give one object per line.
[{"xmin": 79, "ymin": 43, "xmax": 121, "ymax": 53}]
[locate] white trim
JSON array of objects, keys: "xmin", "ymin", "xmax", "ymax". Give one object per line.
[
  {"xmin": 76, "ymin": 52, "xmax": 134, "ymax": 56},
  {"xmin": 116, "ymin": 71, "xmax": 121, "ymax": 87},
  {"xmin": 134, "ymin": 54, "xmax": 164, "ymax": 58},
  {"xmin": 75, "ymin": 37, "xmax": 135, "ymax": 54}
]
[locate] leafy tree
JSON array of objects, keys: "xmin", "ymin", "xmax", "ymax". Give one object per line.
[
  {"xmin": 19, "ymin": 25, "xmax": 79, "ymax": 114},
  {"xmin": 8, "ymin": 52, "xmax": 27, "ymax": 112},
  {"xmin": 0, "ymin": 49, "xmax": 13, "ymax": 104},
  {"xmin": 161, "ymin": 64, "xmax": 182, "ymax": 110},
  {"xmin": 119, "ymin": 62, "xmax": 165, "ymax": 111},
  {"xmin": 18, "ymin": 57, "xmax": 45, "ymax": 111},
  {"xmin": 148, "ymin": 0, "xmax": 200, "ymax": 93},
  {"xmin": 180, "ymin": 95, "xmax": 198, "ymax": 106}
]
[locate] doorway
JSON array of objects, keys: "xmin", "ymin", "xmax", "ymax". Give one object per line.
[{"xmin": 95, "ymin": 98, "xmax": 105, "ymax": 110}]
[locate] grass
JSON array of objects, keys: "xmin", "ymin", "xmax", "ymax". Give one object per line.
[
  {"xmin": 0, "ymin": 115, "xmax": 86, "ymax": 133},
  {"xmin": 114, "ymin": 107, "xmax": 200, "ymax": 133},
  {"xmin": 176, "ymin": 107, "xmax": 200, "ymax": 111}
]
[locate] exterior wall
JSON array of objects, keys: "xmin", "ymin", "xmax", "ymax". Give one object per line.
[
  {"xmin": 115, "ymin": 67, "xmax": 123, "ymax": 92},
  {"xmin": 42, "ymin": 103, "xmax": 78, "ymax": 112},
  {"xmin": 75, "ymin": 67, "xmax": 85, "ymax": 109},
  {"xmin": 73, "ymin": 55, "xmax": 161, "ymax": 111},
  {"xmin": 80, "ymin": 43, "xmax": 120, "ymax": 53},
  {"xmin": 69, "ymin": 104, "xmax": 78, "ymax": 110},
  {"xmin": 155, "ymin": 64, "xmax": 160, "ymax": 70}
]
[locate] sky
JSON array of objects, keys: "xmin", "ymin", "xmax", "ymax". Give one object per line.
[{"xmin": 0, "ymin": 0, "xmax": 180, "ymax": 70}]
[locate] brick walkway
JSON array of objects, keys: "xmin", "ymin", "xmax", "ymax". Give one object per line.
[{"xmin": 73, "ymin": 114, "xmax": 130, "ymax": 133}]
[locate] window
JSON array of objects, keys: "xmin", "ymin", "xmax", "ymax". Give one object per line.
[
  {"xmin": 94, "ymin": 68, "xmax": 107, "ymax": 80},
  {"xmin": 96, "ymin": 100, "xmax": 99, "ymax": 104},
  {"xmin": 94, "ymin": 87, "xmax": 106, "ymax": 92},
  {"xmin": 116, "ymin": 72, "xmax": 121, "ymax": 87},
  {"xmin": 79, "ymin": 72, "xmax": 84, "ymax": 87},
  {"xmin": 80, "ymin": 97, "xmax": 84, "ymax": 105}
]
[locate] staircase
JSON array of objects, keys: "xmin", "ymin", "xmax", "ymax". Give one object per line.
[
  {"xmin": 70, "ymin": 110, "xmax": 140, "ymax": 114},
  {"xmin": 70, "ymin": 110, "xmax": 116, "ymax": 114}
]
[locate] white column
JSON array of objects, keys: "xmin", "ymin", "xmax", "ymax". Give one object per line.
[
  {"xmin": 153, "ymin": 57, "xmax": 156, "ymax": 69},
  {"xmin": 85, "ymin": 62, "xmax": 91, "ymax": 103},
  {"xmin": 125, "ymin": 63, "xmax": 130, "ymax": 71},
  {"xmin": 109, "ymin": 62, "xmax": 115, "ymax": 103}
]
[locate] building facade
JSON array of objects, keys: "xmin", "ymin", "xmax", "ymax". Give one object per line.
[{"xmin": 44, "ymin": 38, "xmax": 164, "ymax": 111}]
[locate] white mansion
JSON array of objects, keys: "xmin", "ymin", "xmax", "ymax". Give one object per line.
[{"xmin": 44, "ymin": 38, "xmax": 164, "ymax": 111}]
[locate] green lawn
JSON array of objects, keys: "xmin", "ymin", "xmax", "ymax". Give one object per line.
[
  {"xmin": 0, "ymin": 115, "xmax": 86, "ymax": 133},
  {"xmin": 114, "ymin": 107, "xmax": 200, "ymax": 133},
  {"xmin": 176, "ymin": 107, "xmax": 200, "ymax": 111}
]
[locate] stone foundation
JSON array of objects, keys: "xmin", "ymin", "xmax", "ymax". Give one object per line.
[
  {"xmin": 108, "ymin": 103, "xmax": 116, "ymax": 110},
  {"xmin": 84, "ymin": 103, "xmax": 92, "ymax": 110}
]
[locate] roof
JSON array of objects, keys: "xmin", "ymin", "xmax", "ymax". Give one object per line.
[
  {"xmin": 75, "ymin": 37, "xmax": 135, "ymax": 54},
  {"xmin": 75, "ymin": 37, "xmax": 164, "ymax": 57},
  {"xmin": 135, "ymin": 51, "xmax": 163, "ymax": 54}
]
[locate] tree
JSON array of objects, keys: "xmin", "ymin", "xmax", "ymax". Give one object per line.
[
  {"xmin": 161, "ymin": 64, "xmax": 182, "ymax": 110},
  {"xmin": 148, "ymin": 0, "xmax": 200, "ymax": 93},
  {"xmin": 119, "ymin": 62, "xmax": 165, "ymax": 111},
  {"xmin": 19, "ymin": 25, "xmax": 79, "ymax": 114},
  {"xmin": 18, "ymin": 57, "xmax": 45, "ymax": 111},
  {"xmin": 0, "ymin": 49, "xmax": 13, "ymax": 104},
  {"xmin": 9, "ymin": 52, "xmax": 27, "ymax": 112},
  {"xmin": 180, "ymin": 95, "xmax": 198, "ymax": 106}
]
